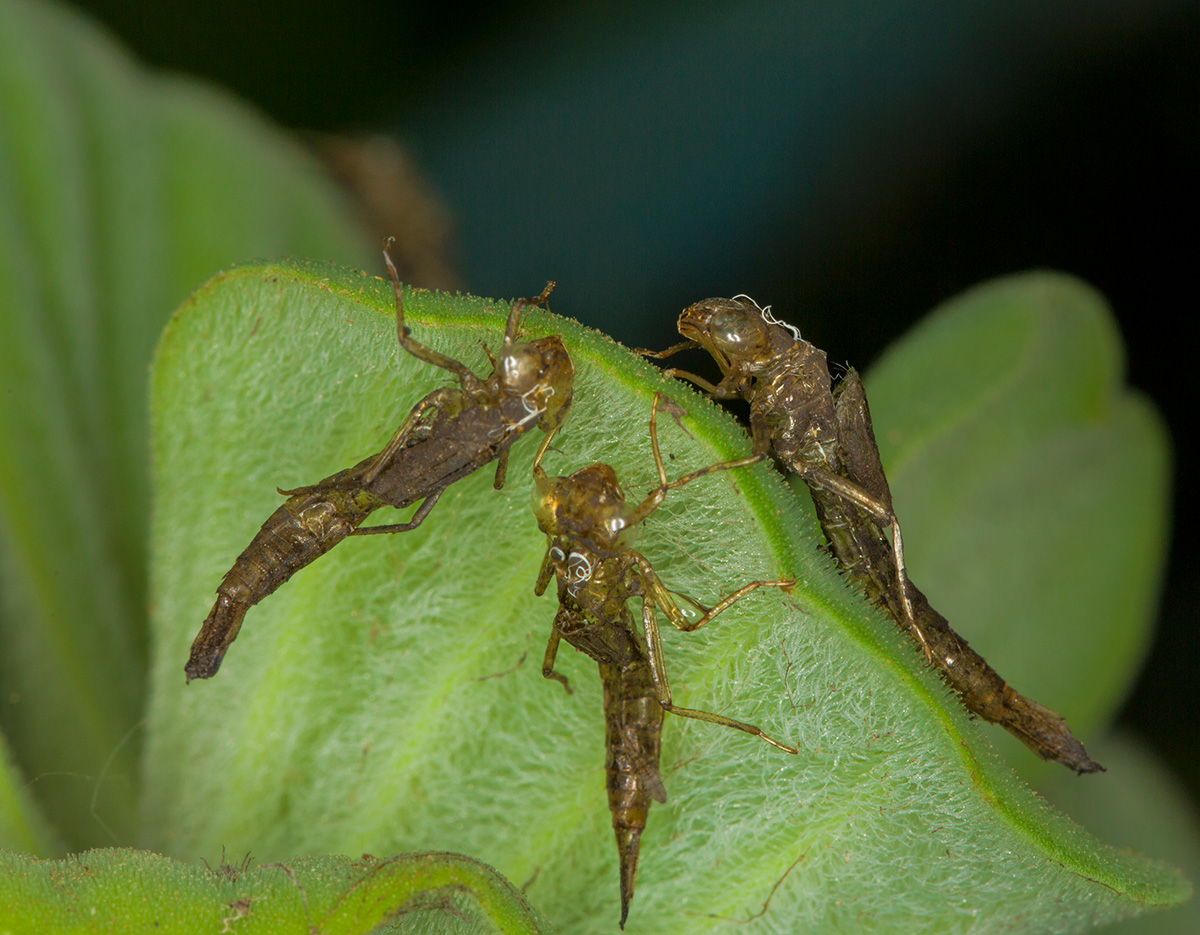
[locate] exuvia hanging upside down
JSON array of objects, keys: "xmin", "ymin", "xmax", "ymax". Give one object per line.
[
  {"xmin": 643, "ymin": 296, "xmax": 1101, "ymax": 775},
  {"xmin": 531, "ymin": 392, "xmax": 796, "ymax": 927},
  {"xmin": 185, "ymin": 241, "xmax": 574, "ymax": 681}
]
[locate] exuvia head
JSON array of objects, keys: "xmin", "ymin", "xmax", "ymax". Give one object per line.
[
  {"xmin": 499, "ymin": 336, "xmax": 575, "ymax": 431},
  {"xmin": 497, "ymin": 282, "xmax": 575, "ymax": 431},
  {"xmin": 533, "ymin": 462, "xmax": 635, "ymax": 551},
  {"xmin": 678, "ymin": 296, "xmax": 798, "ymax": 373}
]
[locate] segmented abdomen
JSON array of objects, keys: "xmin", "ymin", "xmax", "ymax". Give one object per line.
[
  {"xmin": 186, "ymin": 486, "xmax": 380, "ymax": 680},
  {"xmin": 219, "ymin": 488, "xmax": 377, "ymax": 603},
  {"xmin": 814, "ymin": 485, "xmax": 1100, "ymax": 773},
  {"xmin": 600, "ymin": 658, "xmax": 666, "ymax": 926}
]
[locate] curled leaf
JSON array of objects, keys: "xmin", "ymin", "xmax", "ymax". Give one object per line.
[
  {"xmin": 0, "ymin": 848, "xmax": 544, "ymax": 934},
  {"xmin": 145, "ymin": 260, "xmax": 1186, "ymax": 933}
]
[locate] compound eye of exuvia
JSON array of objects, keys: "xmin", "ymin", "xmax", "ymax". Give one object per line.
[
  {"xmin": 710, "ymin": 309, "xmax": 763, "ymax": 351},
  {"xmin": 501, "ymin": 345, "xmax": 541, "ymax": 392},
  {"xmin": 604, "ymin": 514, "xmax": 629, "ymax": 540}
]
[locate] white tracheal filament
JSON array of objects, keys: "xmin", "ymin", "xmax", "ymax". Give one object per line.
[
  {"xmin": 566, "ymin": 550, "xmax": 593, "ymax": 596},
  {"xmin": 731, "ymin": 292, "xmax": 802, "ymax": 342},
  {"xmin": 549, "ymin": 544, "xmax": 595, "ymax": 596},
  {"xmin": 521, "ymin": 384, "xmax": 552, "ymax": 415}
]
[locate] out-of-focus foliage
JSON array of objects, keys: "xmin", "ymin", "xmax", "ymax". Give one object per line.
[{"xmin": 0, "ymin": 0, "xmax": 370, "ymax": 847}]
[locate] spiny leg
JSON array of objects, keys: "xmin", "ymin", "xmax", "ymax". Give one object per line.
[
  {"xmin": 664, "ymin": 579, "xmax": 795, "ymax": 633},
  {"xmin": 540, "ymin": 627, "xmax": 571, "ymax": 693},
  {"xmin": 638, "ymin": 555, "xmax": 792, "ymax": 636},
  {"xmin": 885, "ymin": 517, "xmax": 923, "ymax": 655},
  {"xmin": 634, "ymin": 338, "xmax": 699, "ymax": 360},
  {"xmin": 382, "ymin": 238, "xmax": 478, "ymax": 383},
  {"xmin": 492, "ymin": 450, "xmax": 509, "ymax": 490},
  {"xmin": 530, "ymin": 422, "xmax": 562, "ymax": 480},
  {"xmin": 636, "ymin": 338, "xmax": 747, "ymax": 398},
  {"xmin": 350, "ymin": 490, "xmax": 442, "ymax": 535},
  {"xmin": 534, "ymin": 546, "xmax": 556, "ymax": 597},
  {"xmin": 638, "ymin": 565, "xmax": 798, "ymax": 754},
  {"xmin": 502, "ymin": 280, "xmax": 556, "ymax": 348},
  {"xmin": 358, "ymin": 390, "xmax": 451, "ymax": 485},
  {"xmin": 628, "ymin": 392, "xmax": 765, "ymax": 526},
  {"xmin": 660, "ymin": 700, "xmax": 798, "ymax": 754},
  {"xmin": 639, "ymin": 340, "xmax": 744, "ymax": 397},
  {"xmin": 800, "ymin": 463, "xmax": 929, "ymax": 662},
  {"xmin": 664, "ymin": 368, "xmax": 742, "ymax": 398},
  {"xmin": 663, "ymin": 455, "xmax": 765, "ymax": 492},
  {"xmin": 653, "ymin": 392, "xmax": 764, "ymax": 488}
]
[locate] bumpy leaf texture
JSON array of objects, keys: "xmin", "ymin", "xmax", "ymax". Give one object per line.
[{"xmin": 143, "ymin": 259, "xmax": 1185, "ymax": 933}]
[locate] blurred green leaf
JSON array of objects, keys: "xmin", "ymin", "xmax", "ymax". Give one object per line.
[
  {"xmin": 1042, "ymin": 733, "xmax": 1200, "ymax": 935},
  {"xmin": 0, "ymin": 730, "xmax": 57, "ymax": 854},
  {"xmin": 0, "ymin": 0, "xmax": 371, "ymax": 847},
  {"xmin": 143, "ymin": 259, "xmax": 1185, "ymax": 933}
]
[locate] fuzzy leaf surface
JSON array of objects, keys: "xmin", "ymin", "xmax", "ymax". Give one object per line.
[
  {"xmin": 0, "ymin": 848, "xmax": 545, "ymax": 934},
  {"xmin": 143, "ymin": 259, "xmax": 1186, "ymax": 933}
]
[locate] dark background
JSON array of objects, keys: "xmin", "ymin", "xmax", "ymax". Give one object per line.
[{"xmin": 74, "ymin": 0, "xmax": 1198, "ymax": 797}]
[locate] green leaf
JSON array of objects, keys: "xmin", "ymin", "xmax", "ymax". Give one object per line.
[
  {"xmin": 0, "ymin": 1, "xmax": 1188, "ymax": 930},
  {"xmin": 1042, "ymin": 733, "xmax": 1200, "ymax": 935},
  {"xmin": 0, "ymin": 729, "xmax": 58, "ymax": 855},
  {"xmin": 864, "ymin": 273, "xmax": 1171, "ymax": 781},
  {"xmin": 0, "ymin": 848, "xmax": 546, "ymax": 934},
  {"xmin": 143, "ymin": 259, "xmax": 1186, "ymax": 933},
  {"xmin": 0, "ymin": 0, "xmax": 371, "ymax": 847}
]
